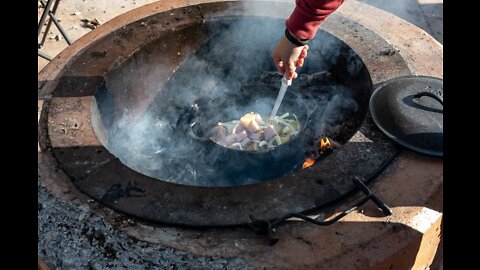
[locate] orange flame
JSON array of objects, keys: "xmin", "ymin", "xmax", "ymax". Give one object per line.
[
  {"xmin": 320, "ymin": 137, "xmax": 331, "ymax": 148},
  {"xmin": 302, "ymin": 158, "xmax": 315, "ymax": 169},
  {"xmin": 302, "ymin": 137, "xmax": 332, "ymax": 169}
]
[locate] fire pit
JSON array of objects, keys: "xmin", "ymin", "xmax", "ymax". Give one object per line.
[
  {"xmin": 38, "ymin": 1, "xmax": 443, "ymax": 269},
  {"xmin": 40, "ymin": 1, "xmax": 398, "ymax": 226}
]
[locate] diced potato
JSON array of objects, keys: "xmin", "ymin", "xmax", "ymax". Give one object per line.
[
  {"xmin": 209, "ymin": 125, "xmax": 228, "ymax": 143},
  {"xmin": 240, "ymin": 137, "xmax": 252, "ymax": 148},
  {"xmin": 255, "ymin": 114, "xmax": 265, "ymax": 125},
  {"xmin": 235, "ymin": 130, "xmax": 248, "ymax": 142},
  {"xmin": 210, "ymin": 112, "xmax": 300, "ymax": 151},
  {"xmin": 264, "ymin": 125, "xmax": 277, "ymax": 140},
  {"xmin": 233, "ymin": 123, "xmax": 245, "ymax": 134},
  {"xmin": 240, "ymin": 112, "xmax": 257, "ymax": 127},
  {"xmin": 249, "ymin": 132, "xmax": 262, "ymax": 140},
  {"xmin": 247, "ymin": 119, "xmax": 260, "ymax": 132},
  {"xmin": 224, "ymin": 133, "xmax": 237, "ymax": 145}
]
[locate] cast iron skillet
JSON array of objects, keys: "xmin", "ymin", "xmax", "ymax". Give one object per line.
[
  {"xmin": 186, "ymin": 83, "xmax": 315, "ymax": 167},
  {"xmin": 369, "ymin": 75, "xmax": 443, "ymax": 157},
  {"xmin": 172, "ymin": 71, "xmax": 371, "ymax": 182},
  {"xmin": 173, "ymin": 82, "xmax": 327, "ymax": 182}
]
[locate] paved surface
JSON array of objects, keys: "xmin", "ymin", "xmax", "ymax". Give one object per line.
[
  {"xmin": 38, "ymin": 0, "xmax": 443, "ymax": 72},
  {"xmin": 357, "ymin": 0, "xmax": 443, "ymax": 44}
]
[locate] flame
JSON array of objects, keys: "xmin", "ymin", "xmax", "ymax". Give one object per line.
[
  {"xmin": 302, "ymin": 158, "xmax": 315, "ymax": 169},
  {"xmin": 320, "ymin": 137, "xmax": 331, "ymax": 148},
  {"xmin": 319, "ymin": 137, "xmax": 331, "ymax": 155},
  {"xmin": 302, "ymin": 137, "xmax": 332, "ymax": 169}
]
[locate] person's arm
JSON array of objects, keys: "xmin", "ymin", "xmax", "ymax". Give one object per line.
[{"xmin": 272, "ymin": 0, "xmax": 345, "ymax": 80}]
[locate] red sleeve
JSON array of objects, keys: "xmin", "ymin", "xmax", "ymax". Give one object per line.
[{"xmin": 286, "ymin": 0, "xmax": 345, "ymax": 40}]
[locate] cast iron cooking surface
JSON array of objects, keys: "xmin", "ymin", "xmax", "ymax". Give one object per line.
[{"xmin": 369, "ymin": 76, "xmax": 443, "ymax": 156}]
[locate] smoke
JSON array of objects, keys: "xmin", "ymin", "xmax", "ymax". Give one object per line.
[{"xmin": 93, "ymin": 3, "xmax": 366, "ymax": 187}]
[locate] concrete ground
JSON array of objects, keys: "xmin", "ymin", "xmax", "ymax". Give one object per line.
[
  {"xmin": 357, "ymin": 0, "xmax": 443, "ymax": 44},
  {"xmin": 37, "ymin": 0, "xmax": 443, "ymax": 73}
]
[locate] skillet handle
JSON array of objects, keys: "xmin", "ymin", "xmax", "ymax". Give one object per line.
[
  {"xmin": 188, "ymin": 122, "xmax": 210, "ymax": 141},
  {"xmin": 413, "ymin": 91, "xmax": 443, "ymax": 106}
]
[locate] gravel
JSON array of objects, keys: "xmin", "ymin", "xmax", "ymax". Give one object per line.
[{"xmin": 38, "ymin": 183, "xmax": 252, "ymax": 269}]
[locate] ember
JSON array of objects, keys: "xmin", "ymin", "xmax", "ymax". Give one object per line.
[
  {"xmin": 302, "ymin": 158, "xmax": 315, "ymax": 169},
  {"xmin": 302, "ymin": 137, "xmax": 332, "ymax": 169}
]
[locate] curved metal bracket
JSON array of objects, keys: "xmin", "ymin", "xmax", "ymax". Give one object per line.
[{"xmin": 249, "ymin": 177, "xmax": 392, "ymax": 245}]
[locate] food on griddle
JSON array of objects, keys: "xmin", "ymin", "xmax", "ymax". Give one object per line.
[{"xmin": 209, "ymin": 112, "xmax": 301, "ymax": 151}]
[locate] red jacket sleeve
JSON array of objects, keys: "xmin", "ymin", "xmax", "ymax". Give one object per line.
[{"xmin": 286, "ymin": 0, "xmax": 345, "ymax": 40}]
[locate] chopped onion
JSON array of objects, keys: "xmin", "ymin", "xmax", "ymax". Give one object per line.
[{"xmin": 210, "ymin": 112, "xmax": 301, "ymax": 151}]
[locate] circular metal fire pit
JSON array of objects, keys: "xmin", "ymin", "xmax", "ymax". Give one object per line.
[{"xmin": 39, "ymin": 1, "xmax": 408, "ymax": 226}]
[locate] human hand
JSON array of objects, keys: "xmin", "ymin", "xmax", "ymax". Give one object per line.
[{"xmin": 271, "ymin": 34, "xmax": 308, "ymax": 81}]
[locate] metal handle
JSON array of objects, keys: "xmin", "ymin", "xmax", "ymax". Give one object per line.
[
  {"xmin": 188, "ymin": 122, "xmax": 209, "ymax": 141},
  {"xmin": 413, "ymin": 91, "xmax": 443, "ymax": 106},
  {"xmin": 249, "ymin": 177, "xmax": 392, "ymax": 245},
  {"xmin": 353, "ymin": 177, "xmax": 392, "ymax": 215},
  {"xmin": 281, "ymin": 75, "xmax": 292, "ymax": 86}
]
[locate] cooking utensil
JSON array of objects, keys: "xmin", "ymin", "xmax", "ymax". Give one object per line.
[
  {"xmin": 369, "ymin": 75, "xmax": 443, "ymax": 156},
  {"xmin": 269, "ymin": 76, "xmax": 292, "ymax": 120}
]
